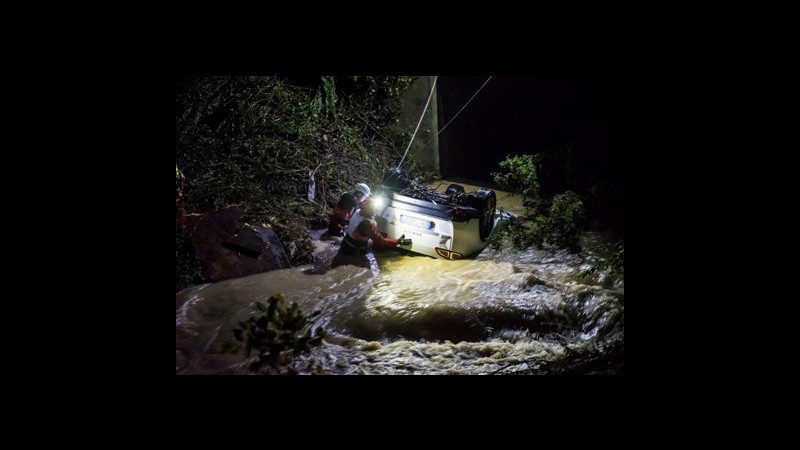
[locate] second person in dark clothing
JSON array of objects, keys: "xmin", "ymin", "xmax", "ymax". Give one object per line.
[{"xmin": 322, "ymin": 183, "xmax": 371, "ymax": 239}]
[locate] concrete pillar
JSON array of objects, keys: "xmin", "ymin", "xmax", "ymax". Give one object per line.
[{"xmin": 398, "ymin": 76, "xmax": 439, "ymax": 176}]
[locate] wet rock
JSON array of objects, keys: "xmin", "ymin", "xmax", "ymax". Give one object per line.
[
  {"xmin": 361, "ymin": 341, "xmax": 382, "ymax": 352},
  {"xmin": 525, "ymin": 274, "xmax": 554, "ymax": 288},
  {"xmin": 185, "ymin": 206, "xmax": 291, "ymax": 282}
]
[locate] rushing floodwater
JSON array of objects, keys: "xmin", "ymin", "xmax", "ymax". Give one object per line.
[{"xmin": 176, "ymin": 184, "xmax": 623, "ymax": 375}]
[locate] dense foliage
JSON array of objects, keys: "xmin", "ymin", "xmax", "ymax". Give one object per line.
[
  {"xmin": 176, "ymin": 76, "xmax": 417, "ymax": 289},
  {"xmin": 490, "ymin": 154, "xmax": 586, "ymax": 253},
  {"xmin": 540, "ymin": 191, "xmax": 585, "ymax": 252},
  {"xmin": 491, "ymin": 154, "xmax": 539, "ymax": 204}
]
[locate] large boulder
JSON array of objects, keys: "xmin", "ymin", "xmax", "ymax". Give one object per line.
[{"xmin": 185, "ymin": 206, "xmax": 291, "ymax": 282}]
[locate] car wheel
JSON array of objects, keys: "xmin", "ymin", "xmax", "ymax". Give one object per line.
[
  {"xmin": 474, "ymin": 188, "xmax": 496, "ymax": 241},
  {"xmin": 445, "ymin": 183, "xmax": 465, "ymax": 196},
  {"xmin": 381, "ymin": 168, "xmax": 412, "ymax": 191}
]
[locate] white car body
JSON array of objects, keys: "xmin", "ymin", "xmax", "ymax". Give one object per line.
[{"xmin": 372, "ymin": 189, "xmax": 510, "ymax": 260}]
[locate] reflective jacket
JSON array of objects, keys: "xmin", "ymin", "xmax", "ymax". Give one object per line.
[
  {"xmin": 341, "ymin": 210, "xmax": 398, "ymax": 254},
  {"xmin": 329, "ymin": 191, "xmax": 367, "ymax": 231}
]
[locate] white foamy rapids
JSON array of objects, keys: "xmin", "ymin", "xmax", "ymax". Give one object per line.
[{"xmin": 176, "ymin": 187, "xmax": 622, "ymax": 374}]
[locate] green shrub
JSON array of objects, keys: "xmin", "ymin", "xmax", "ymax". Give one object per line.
[
  {"xmin": 488, "ymin": 228, "xmax": 506, "ymax": 250},
  {"xmin": 491, "ymin": 154, "xmax": 539, "ymax": 201},
  {"xmin": 546, "ymin": 191, "xmax": 585, "ymax": 252},
  {"xmin": 493, "ymin": 192, "xmax": 584, "ymax": 253},
  {"xmin": 220, "ymin": 294, "xmax": 326, "ymax": 373}
]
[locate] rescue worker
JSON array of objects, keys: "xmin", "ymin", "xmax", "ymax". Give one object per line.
[
  {"xmin": 322, "ymin": 183, "xmax": 372, "ymax": 239},
  {"xmin": 331, "ymin": 198, "xmax": 412, "ymax": 271}
]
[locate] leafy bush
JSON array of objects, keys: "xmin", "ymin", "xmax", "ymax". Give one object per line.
[
  {"xmin": 220, "ymin": 294, "xmax": 326, "ymax": 373},
  {"xmin": 491, "ymin": 154, "xmax": 540, "ymax": 201},
  {"xmin": 492, "ymin": 192, "xmax": 584, "ymax": 253},
  {"xmin": 546, "ymin": 191, "xmax": 585, "ymax": 252},
  {"xmin": 488, "ymin": 228, "xmax": 506, "ymax": 250}
]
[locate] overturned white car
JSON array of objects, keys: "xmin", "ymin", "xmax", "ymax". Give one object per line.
[{"xmin": 372, "ymin": 169, "xmax": 509, "ymax": 260}]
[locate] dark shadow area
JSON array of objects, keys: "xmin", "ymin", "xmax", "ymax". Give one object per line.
[
  {"xmin": 336, "ymin": 306, "xmax": 584, "ymax": 344},
  {"xmin": 437, "ymin": 76, "xmax": 622, "ymax": 233}
]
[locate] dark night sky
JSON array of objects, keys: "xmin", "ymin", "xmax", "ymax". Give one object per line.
[{"xmin": 437, "ymin": 76, "xmax": 619, "ymax": 195}]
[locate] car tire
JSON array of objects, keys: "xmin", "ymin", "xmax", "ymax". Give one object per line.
[
  {"xmin": 445, "ymin": 183, "xmax": 465, "ymax": 196},
  {"xmin": 474, "ymin": 188, "xmax": 496, "ymax": 241},
  {"xmin": 382, "ymin": 168, "xmax": 412, "ymax": 191}
]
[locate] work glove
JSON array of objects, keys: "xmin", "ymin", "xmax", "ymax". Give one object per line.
[{"xmin": 398, "ymin": 234, "xmax": 412, "ymax": 246}]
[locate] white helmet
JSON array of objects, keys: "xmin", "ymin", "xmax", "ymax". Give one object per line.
[{"xmin": 355, "ymin": 183, "xmax": 371, "ymax": 197}]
